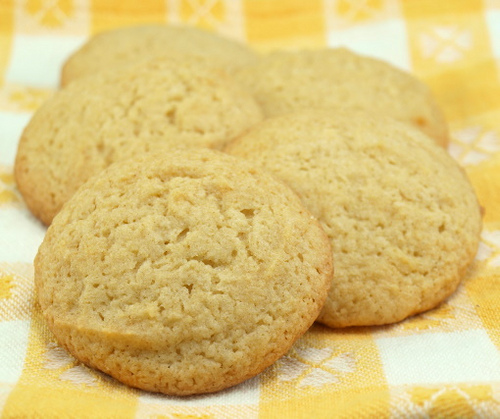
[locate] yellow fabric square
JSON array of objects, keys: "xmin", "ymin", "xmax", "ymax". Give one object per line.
[
  {"xmin": 91, "ymin": 0, "xmax": 166, "ymax": 33},
  {"xmin": 13, "ymin": 0, "xmax": 89, "ymax": 35},
  {"xmin": 0, "ymin": 0, "xmax": 13, "ymax": 85},
  {"xmin": 402, "ymin": 0, "xmax": 484, "ymax": 19},
  {"xmin": 466, "ymin": 157, "xmax": 500, "ymax": 225},
  {"xmin": 136, "ymin": 402, "xmax": 257, "ymax": 418},
  {"xmin": 243, "ymin": 0, "xmax": 326, "ymax": 51},
  {"xmin": 405, "ymin": 12, "xmax": 493, "ymax": 77},
  {"xmin": 477, "ymin": 228, "xmax": 500, "ymax": 274},
  {"xmin": 324, "ymin": 0, "xmax": 402, "ymax": 31},
  {"xmin": 404, "ymin": 384, "xmax": 497, "ymax": 418},
  {"xmin": 260, "ymin": 382, "xmax": 391, "ymax": 418},
  {"xmin": 261, "ymin": 389, "xmax": 391, "ymax": 419},
  {"xmin": 260, "ymin": 325, "xmax": 389, "ymax": 418},
  {"xmin": 449, "ymin": 110, "xmax": 500, "ymax": 135},
  {"xmin": 428, "ymin": 388, "xmax": 477, "ymax": 418},
  {"xmin": 4, "ymin": 384, "xmax": 138, "ymax": 419},
  {"xmin": 3, "ymin": 307, "xmax": 140, "ymax": 418},
  {"xmin": 24, "ymin": 0, "xmax": 74, "ymax": 28},
  {"xmin": 421, "ymin": 61, "xmax": 500, "ymax": 123}
]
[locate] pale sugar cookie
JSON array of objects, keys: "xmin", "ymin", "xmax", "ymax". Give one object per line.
[
  {"xmin": 233, "ymin": 48, "xmax": 449, "ymax": 146},
  {"xmin": 34, "ymin": 149, "xmax": 333, "ymax": 395},
  {"xmin": 15, "ymin": 55, "xmax": 263, "ymax": 225},
  {"xmin": 61, "ymin": 24, "xmax": 258, "ymax": 86},
  {"xmin": 225, "ymin": 111, "xmax": 482, "ymax": 327}
]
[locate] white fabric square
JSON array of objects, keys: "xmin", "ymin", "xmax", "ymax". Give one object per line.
[
  {"xmin": 327, "ymin": 19, "xmax": 411, "ymax": 71},
  {"xmin": 5, "ymin": 34, "xmax": 86, "ymax": 88},
  {"xmin": 0, "ymin": 208, "xmax": 46, "ymax": 264},
  {"xmin": 377, "ymin": 330, "xmax": 500, "ymax": 385},
  {"xmin": 486, "ymin": 10, "xmax": 500, "ymax": 58},
  {"xmin": 0, "ymin": 320, "xmax": 31, "ymax": 384},
  {"xmin": 0, "ymin": 111, "xmax": 32, "ymax": 166}
]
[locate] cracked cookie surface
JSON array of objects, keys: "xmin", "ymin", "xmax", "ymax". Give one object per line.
[
  {"xmin": 225, "ymin": 111, "xmax": 482, "ymax": 327},
  {"xmin": 35, "ymin": 149, "xmax": 333, "ymax": 395},
  {"xmin": 61, "ymin": 24, "xmax": 258, "ymax": 86},
  {"xmin": 15, "ymin": 56, "xmax": 263, "ymax": 225},
  {"xmin": 233, "ymin": 48, "xmax": 449, "ymax": 146}
]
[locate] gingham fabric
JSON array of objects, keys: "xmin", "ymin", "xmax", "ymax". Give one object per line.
[{"xmin": 1, "ymin": 1, "xmax": 499, "ymax": 418}]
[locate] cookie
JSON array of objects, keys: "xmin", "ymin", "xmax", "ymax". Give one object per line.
[
  {"xmin": 61, "ymin": 24, "xmax": 258, "ymax": 86},
  {"xmin": 15, "ymin": 55, "xmax": 263, "ymax": 225},
  {"xmin": 225, "ymin": 111, "xmax": 482, "ymax": 328},
  {"xmin": 233, "ymin": 48, "xmax": 449, "ymax": 146},
  {"xmin": 34, "ymin": 148, "xmax": 333, "ymax": 396}
]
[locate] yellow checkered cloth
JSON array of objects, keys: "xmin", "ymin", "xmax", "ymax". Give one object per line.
[{"xmin": 1, "ymin": 0, "xmax": 499, "ymax": 417}]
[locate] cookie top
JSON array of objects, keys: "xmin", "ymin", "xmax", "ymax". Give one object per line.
[
  {"xmin": 233, "ymin": 48, "xmax": 449, "ymax": 146},
  {"xmin": 34, "ymin": 148, "xmax": 333, "ymax": 395},
  {"xmin": 15, "ymin": 55, "xmax": 263, "ymax": 225},
  {"xmin": 225, "ymin": 111, "xmax": 482, "ymax": 328},
  {"xmin": 61, "ymin": 24, "xmax": 258, "ymax": 86}
]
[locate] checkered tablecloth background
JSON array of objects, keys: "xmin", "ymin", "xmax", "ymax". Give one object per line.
[{"xmin": 1, "ymin": 0, "xmax": 499, "ymax": 417}]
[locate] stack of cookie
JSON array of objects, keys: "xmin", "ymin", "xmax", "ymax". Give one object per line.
[{"xmin": 15, "ymin": 25, "xmax": 482, "ymax": 396}]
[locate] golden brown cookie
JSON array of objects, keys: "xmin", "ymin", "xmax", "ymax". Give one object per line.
[
  {"xmin": 34, "ymin": 149, "xmax": 333, "ymax": 396},
  {"xmin": 225, "ymin": 111, "xmax": 482, "ymax": 328},
  {"xmin": 61, "ymin": 24, "xmax": 258, "ymax": 86},
  {"xmin": 15, "ymin": 55, "xmax": 263, "ymax": 225},
  {"xmin": 233, "ymin": 48, "xmax": 449, "ymax": 146}
]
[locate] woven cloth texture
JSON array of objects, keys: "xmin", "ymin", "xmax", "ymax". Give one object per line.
[{"xmin": 0, "ymin": 1, "xmax": 499, "ymax": 418}]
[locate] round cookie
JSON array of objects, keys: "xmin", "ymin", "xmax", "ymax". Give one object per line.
[
  {"xmin": 34, "ymin": 148, "xmax": 333, "ymax": 396},
  {"xmin": 225, "ymin": 111, "xmax": 482, "ymax": 328},
  {"xmin": 61, "ymin": 24, "xmax": 258, "ymax": 86},
  {"xmin": 15, "ymin": 55, "xmax": 263, "ymax": 226},
  {"xmin": 233, "ymin": 48, "xmax": 449, "ymax": 146}
]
